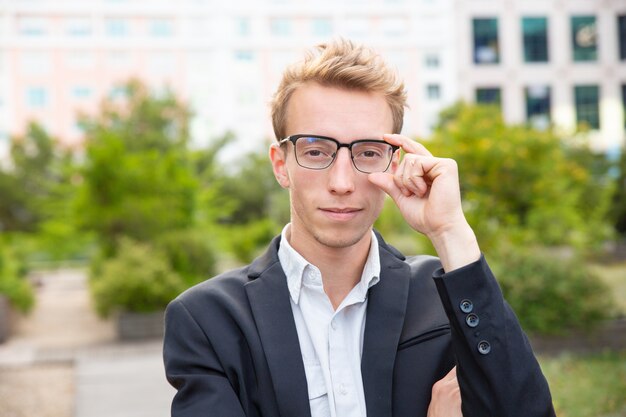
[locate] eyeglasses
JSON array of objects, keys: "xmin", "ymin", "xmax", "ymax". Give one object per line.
[{"xmin": 279, "ymin": 134, "xmax": 399, "ymax": 173}]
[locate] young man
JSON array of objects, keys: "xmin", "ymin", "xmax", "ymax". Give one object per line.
[{"xmin": 163, "ymin": 39, "xmax": 555, "ymax": 417}]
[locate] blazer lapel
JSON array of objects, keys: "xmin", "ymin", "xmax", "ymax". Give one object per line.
[
  {"xmin": 244, "ymin": 237, "xmax": 312, "ymax": 417},
  {"xmin": 361, "ymin": 237, "xmax": 411, "ymax": 417}
]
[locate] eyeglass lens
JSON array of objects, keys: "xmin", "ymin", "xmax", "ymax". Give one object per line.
[{"xmin": 294, "ymin": 136, "xmax": 394, "ymax": 173}]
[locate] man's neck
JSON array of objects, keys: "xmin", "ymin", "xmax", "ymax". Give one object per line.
[{"xmin": 286, "ymin": 226, "xmax": 371, "ymax": 310}]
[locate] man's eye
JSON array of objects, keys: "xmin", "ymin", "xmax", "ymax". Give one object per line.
[{"xmin": 356, "ymin": 149, "xmax": 383, "ymax": 159}]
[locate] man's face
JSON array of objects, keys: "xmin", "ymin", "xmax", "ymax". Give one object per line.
[{"xmin": 270, "ymin": 82, "xmax": 396, "ymax": 252}]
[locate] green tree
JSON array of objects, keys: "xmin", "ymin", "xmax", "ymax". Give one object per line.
[
  {"xmin": 75, "ymin": 80, "xmax": 197, "ymax": 255},
  {"xmin": 0, "ymin": 123, "xmax": 59, "ymax": 232},
  {"xmin": 426, "ymin": 102, "xmax": 614, "ymax": 252},
  {"xmin": 611, "ymin": 148, "xmax": 626, "ymax": 235}
]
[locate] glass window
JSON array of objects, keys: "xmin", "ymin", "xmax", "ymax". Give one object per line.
[
  {"xmin": 424, "ymin": 53, "xmax": 440, "ymax": 68},
  {"xmin": 71, "ymin": 86, "xmax": 93, "ymax": 99},
  {"xmin": 618, "ymin": 15, "xmax": 626, "ymax": 61},
  {"xmin": 427, "ymin": 84, "xmax": 441, "ymax": 100},
  {"xmin": 574, "ymin": 85, "xmax": 600, "ymax": 129},
  {"xmin": 522, "ymin": 17, "xmax": 548, "ymax": 63},
  {"xmin": 235, "ymin": 17, "xmax": 251, "ymax": 37},
  {"xmin": 66, "ymin": 50, "xmax": 94, "ymax": 69},
  {"xmin": 107, "ymin": 50, "xmax": 131, "ymax": 69},
  {"xmin": 345, "ymin": 17, "xmax": 369, "ymax": 38},
  {"xmin": 234, "ymin": 50, "xmax": 255, "ymax": 62},
  {"xmin": 26, "ymin": 86, "xmax": 48, "ymax": 108},
  {"xmin": 312, "ymin": 18, "xmax": 332, "ymax": 37},
  {"xmin": 18, "ymin": 16, "xmax": 48, "ymax": 36},
  {"xmin": 66, "ymin": 17, "xmax": 92, "ymax": 37},
  {"xmin": 525, "ymin": 85, "xmax": 551, "ymax": 129},
  {"xmin": 270, "ymin": 18, "xmax": 291, "ymax": 37},
  {"xmin": 571, "ymin": 16, "xmax": 597, "ymax": 62},
  {"xmin": 475, "ymin": 87, "xmax": 501, "ymax": 106},
  {"xmin": 473, "ymin": 18, "xmax": 499, "ymax": 64},
  {"xmin": 381, "ymin": 18, "xmax": 408, "ymax": 37},
  {"xmin": 20, "ymin": 51, "xmax": 50, "ymax": 75},
  {"xmin": 106, "ymin": 18, "xmax": 129, "ymax": 37},
  {"xmin": 150, "ymin": 19, "xmax": 174, "ymax": 37}
]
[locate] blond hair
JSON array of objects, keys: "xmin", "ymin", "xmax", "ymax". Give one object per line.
[{"xmin": 270, "ymin": 39, "xmax": 407, "ymax": 140}]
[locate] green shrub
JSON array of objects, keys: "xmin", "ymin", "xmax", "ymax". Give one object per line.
[
  {"xmin": 90, "ymin": 238, "xmax": 186, "ymax": 318},
  {"xmin": 490, "ymin": 247, "xmax": 614, "ymax": 335},
  {"xmin": 227, "ymin": 219, "xmax": 279, "ymax": 264},
  {"xmin": 0, "ymin": 243, "xmax": 34, "ymax": 313},
  {"xmin": 155, "ymin": 229, "xmax": 217, "ymax": 286}
]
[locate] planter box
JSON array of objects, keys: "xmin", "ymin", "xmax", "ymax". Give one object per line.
[
  {"xmin": 0, "ymin": 295, "xmax": 14, "ymax": 344},
  {"xmin": 117, "ymin": 310, "xmax": 165, "ymax": 341},
  {"xmin": 530, "ymin": 318, "xmax": 626, "ymax": 355}
]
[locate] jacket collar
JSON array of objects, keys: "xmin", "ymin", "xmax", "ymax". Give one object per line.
[{"xmin": 244, "ymin": 233, "xmax": 410, "ymax": 417}]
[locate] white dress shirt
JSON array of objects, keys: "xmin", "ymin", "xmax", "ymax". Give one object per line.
[{"xmin": 277, "ymin": 224, "xmax": 381, "ymax": 417}]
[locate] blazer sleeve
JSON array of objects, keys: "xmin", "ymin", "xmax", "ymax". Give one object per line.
[
  {"xmin": 433, "ymin": 255, "xmax": 556, "ymax": 417},
  {"xmin": 163, "ymin": 298, "xmax": 247, "ymax": 417}
]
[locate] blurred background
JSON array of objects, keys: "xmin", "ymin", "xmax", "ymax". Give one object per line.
[{"xmin": 0, "ymin": 0, "xmax": 625, "ymax": 416}]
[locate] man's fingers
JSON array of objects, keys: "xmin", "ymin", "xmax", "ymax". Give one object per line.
[{"xmin": 383, "ymin": 133, "xmax": 433, "ymax": 157}]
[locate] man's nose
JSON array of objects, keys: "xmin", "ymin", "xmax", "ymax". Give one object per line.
[{"xmin": 327, "ymin": 147, "xmax": 356, "ymax": 194}]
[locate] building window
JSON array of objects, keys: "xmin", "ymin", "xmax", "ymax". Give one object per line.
[
  {"xmin": 235, "ymin": 17, "xmax": 251, "ymax": 37},
  {"xmin": 475, "ymin": 87, "xmax": 501, "ymax": 106},
  {"xmin": 26, "ymin": 87, "xmax": 48, "ymax": 108},
  {"xmin": 20, "ymin": 51, "xmax": 50, "ymax": 75},
  {"xmin": 150, "ymin": 19, "xmax": 174, "ymax": 37},
  {"xmin": 71, "ymin": 86, "xmax": 93, "ymax": 99},
  {"xmin": 522, "ymin": 17, "xmax": 548, "ymax": 63},
  {"xmin": 106, "ymin": 18, "xmax": 129, "ymax": 37},
  {"xmin": 345, "ymin": 17, "xmax": 369, "ymax": 38},
  {"xmin": 66, "ymin": 50, "xmax": 94, "ymax": 69},
  {"xmin": 473, "ymin": 18, "xmax": 499, "ymax": 64},
  {"xmin": 525, "ymin": 85, "xmax": 551, "ymax": 129},
  {"xmin": 66, "ymin": 17, "xmax": 92, "ymax": 37},
  {"xmin": 574, "ymin": 85, "xmax": 600, "ymax": 129},
  {"xmin": 18, "ymin": 16, "xmax": 48, "ymax": 36},
  {"xmin": 270, "ymin": 18, "xmax": 292, "ymax": 37},
  {"xmin": 571, "ymin": 16, "xmax": 597, "ymax": 62},
  {"xmin": 234, "ymin": 50, "xmax": 255, "ymax": 62},
  {"xmin": 381, "ymin": 18, "xmax": 409, "ymax": 37},
  {"xmin": 618, "ymin": 16, "xmax": 626, "ymax": 61},
  {"xmin": 312, "ymin": 18, "xmax": 332, "ymax": 37},
  {"xmin": 424, "ymin": 53, "xmax": 440, "ymax": 68},
  {"xmin": 426, "ymin": 84, "xmax": 441, "ymax": 100}
]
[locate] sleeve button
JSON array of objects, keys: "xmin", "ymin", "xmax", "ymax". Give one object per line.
[
  {"xmin": 459, "ymin": 299, "xmax": 473, "ymax": 313},
  {"xmin": 477, "ymin": 340, "xmax": 491, "ymax": 355},
  {"xmin": 465, "ymin": 313, "xmax": 479, "ymax": 328}
]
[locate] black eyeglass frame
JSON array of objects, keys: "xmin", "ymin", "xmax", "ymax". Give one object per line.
[{"xmin": 279, "ymin": 134, "xmax": 399, "ymax": 173}]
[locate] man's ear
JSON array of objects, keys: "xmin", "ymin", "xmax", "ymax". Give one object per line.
[{"xmin": 269, "ymin": 143, "xmax": 290, "ymax": 188}]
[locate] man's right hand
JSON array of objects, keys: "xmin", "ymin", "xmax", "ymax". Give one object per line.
[{"xmin": 427, "ymin": 366, "xmax": 462, "ymax": 417}]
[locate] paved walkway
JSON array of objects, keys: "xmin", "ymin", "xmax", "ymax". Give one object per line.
[{"xmin": 0, "ymin": 269, "xmax": 175, "ymax": 417}]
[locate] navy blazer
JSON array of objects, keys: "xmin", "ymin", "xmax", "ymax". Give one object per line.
[{"xmin": 163, "ymin": 234, "xmax": 555, "ymax": 417}]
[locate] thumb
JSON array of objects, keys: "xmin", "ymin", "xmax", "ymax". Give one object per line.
[{"xmin": 368, "ymin": 172, "xmax": 401, "ymax": 201}]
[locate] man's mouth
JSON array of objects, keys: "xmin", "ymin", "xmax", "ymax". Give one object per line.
[{"xmin": 320, "ymin": 207, "xmax": 362, "ymax": 220}]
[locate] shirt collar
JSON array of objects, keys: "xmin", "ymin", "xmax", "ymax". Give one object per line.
[{"xmin": 277, "ymin": 224, "xmax": 381, "ymax": 305}]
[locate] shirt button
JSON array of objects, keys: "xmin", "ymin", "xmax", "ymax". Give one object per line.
[
  {"xmin": 477, "ymin": 340, "xmax": 491, "ymax": 355},
  {"xmin": 330, "ymin": 320, "xmax": 337, "ymax": 330},
  {"xmin": 459, "ymin": 299, "xmax": 473, "ymax": 313},
  {"xmin": 339, "ymin": 383, "xmax": 347, "ymax": 395}
]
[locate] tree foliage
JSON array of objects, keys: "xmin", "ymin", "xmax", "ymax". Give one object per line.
[
  {"xmin": 76, "ymin": 80, "xmax": 198, "ymax": 254},
  {"xmin": 0, "ymin": 123, "xmax": 62, "ymax": 232}
]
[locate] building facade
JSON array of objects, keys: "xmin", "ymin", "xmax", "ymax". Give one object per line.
[
  {"xmin": 455, "ymin": 0, "xmax": 626, "ymax": 152},
  {"xmin": 0, "ymin": 0, "xmax": 624, "ymax": 156},
  {"xmin": 0, "ymin": 0, "xmax": 458, "ymax": 157}
]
